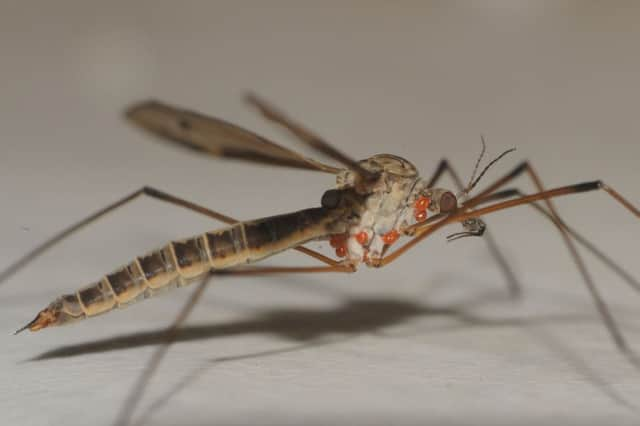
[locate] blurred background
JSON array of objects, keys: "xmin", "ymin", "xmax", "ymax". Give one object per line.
[{"xmin": 1, "ymin": 2, "xmax": 639, "ymax": 425}]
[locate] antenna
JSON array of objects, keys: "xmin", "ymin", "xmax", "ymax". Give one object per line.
[
  {"xmin": 466, "ymin": 135, "xmax": 487, "ymax": 191},
  {"xmin": 464, "ymin": 137, "xmax": 516, "ymax": 194}
]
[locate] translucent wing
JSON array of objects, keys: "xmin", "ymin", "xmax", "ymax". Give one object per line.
[{"xmin": 126, "ymin": 100, "xmax": 341, "ymax": 173}]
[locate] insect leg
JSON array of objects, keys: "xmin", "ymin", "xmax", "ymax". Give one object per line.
[
  {"xmin": 245, "ymin": 93, "xmax": 376, "ymax": 181},
  {"xmin": 425, "ymin": 159, "xmax": 521, "ymax": 295},
  {"xmin": 379, "ymin": 180, "xmax": 638, "ymax": 351},
  {"xmin": 472, "ymin": 162, "xmax": 638, "ymax": 217},
  {"xmin": 214, "ymin": 264, "xmax": 357, "ymax": 275},
  {"xmin": 115, "ymin": 262, "xmax": 354, "ymax": 426},
  {"xmin": 1, "ymin": 187, "xmax": 338, "ymax": 286},
  {"xmin": 475, "ymin": 188, "xmax": 640, "ymax": 293},
  {"xmin": 115, "ymin": 274, "xmax": 210, "ymax": 426},
  {"xmin": 468, "ymin": 163, "xmax": 639, "ymax": 351}
]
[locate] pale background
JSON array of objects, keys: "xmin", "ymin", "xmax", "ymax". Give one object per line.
[{"xmin": 1, "ymin": 2, "xmax": 639, "ymax": 426}]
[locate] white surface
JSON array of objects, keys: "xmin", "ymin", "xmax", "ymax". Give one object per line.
[{"xmin": 1, "ymin": 2, "xmax": 640, "ymax": 426}]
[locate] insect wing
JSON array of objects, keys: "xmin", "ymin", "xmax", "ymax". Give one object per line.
[{"xmin": 126, "ymin": 100, "xmax": 341, "ymax": 173}]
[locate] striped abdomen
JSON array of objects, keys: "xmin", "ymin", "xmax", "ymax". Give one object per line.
[{"xmin": 23, "ymin": 207, "xmax": 342, "ymax": 331}]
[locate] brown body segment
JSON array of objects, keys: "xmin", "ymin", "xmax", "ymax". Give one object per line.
[
  {"xmin": 106, "ymin": 263, "xmax": 146, "ymax": 304},
  {"xmin": 170, "ymin": 237, "xmax": 209, "ymax": 278},
  {"xmin": 206, "ymin": 224, "xmax": 248, "ymax": 269},
  {"xmin": 137, "ymin": 251, "xmax": 172, "ymax": 289},
  {"xmin": 77, "ymin": 279, "xmax": 117, "ymax": 316},
  {"xmin": 244, "ymin": 207, "xmax": 334, "ymax": 262},
  {"xmin": 22, "ymin": 207, "xmax": 344, "ymax": 332}
]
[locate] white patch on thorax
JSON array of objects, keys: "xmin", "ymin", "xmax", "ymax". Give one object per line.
[
  {"xmin": 334, "ymin": 154, "xmax": 428, "ymax": 264},
  {"xmin": 346, "ymin": 177, "xmax": 426, "ymax": 263}
]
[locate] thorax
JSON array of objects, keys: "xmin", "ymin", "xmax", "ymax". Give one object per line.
[{"xmin": 330, "ymin": 154, "xmax": 427, "ymax": 264}]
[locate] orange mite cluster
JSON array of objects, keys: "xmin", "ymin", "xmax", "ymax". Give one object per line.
[
  {"xmin": 329, "ymin": 226, "xmax": 404, "ymax": 258},
  {"xmin": 329, "ymin": 233, "xmax": 348, "ymax": 257},
  {"xmin": 330, "ymin": 231, "xmax": 369, "ymax": 258},
  {"xmin": 331, "ymin": 209, "xmax": 425, "ymax": 258},
  {"xmin": 414, "ymin": 195, "xmax": 431, "ymax": 222}
]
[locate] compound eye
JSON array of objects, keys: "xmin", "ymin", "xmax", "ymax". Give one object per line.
[
  {"xmin": 439, "ymin": 191, "xmax": 458, "ymax": 213},
  {"xmin": 321, "ymin": 189, "xmax": 342, "ymax": 209}
]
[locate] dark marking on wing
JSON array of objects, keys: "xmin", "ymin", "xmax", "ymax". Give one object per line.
[{"xmin": 125, "ymin": 100, "xmax": 341, "ymax": 173}]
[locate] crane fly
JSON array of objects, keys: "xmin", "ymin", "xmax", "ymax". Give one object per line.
[{"xmin": 11, "ymin": 93, "xmax": 640, "ymax": 356}]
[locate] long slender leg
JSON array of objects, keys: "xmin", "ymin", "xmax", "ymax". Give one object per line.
[
  {"xmin": 466, "ymin": 164, "xmax": 639, "ymax": 350},
  {"xmin": 114, "ymin": 263, "xmax": 354, "ymax": 426},
  {"xmin": 0, "ymin": 186, "xmax": 338, "ymax": 286},
  {"xmin": 404, "ymin": 181, "xmax": 638, "ymax": 241},
  {"xmin": 471, "ymin": 163, "xmax": 638, "ymax": 351},
  {"xmin": 376, "ymin": 179, "xmax": 638, "ymax": 351},
  {"xmin": 214, "ymin": 264, "xmax": 356, "ymax": 275},
  {"xmin": 114, "ymin": 275, "xmax": 211, "ymax": 426},
  {"xmin": 472, "ymin": 162, "xmax": 639, "ymax": 217},
  {"xmin": 426, "ymin": 159, "xmax": 521, "ymax": 295},
  {"xmin": 245, "ymin": 93, "xmax": 376, "ymax": 181},
  {"xmin": 476, "ymin": 188, "xmax": 640, "ymax": 293}
]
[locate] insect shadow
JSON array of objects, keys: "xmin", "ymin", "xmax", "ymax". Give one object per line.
[
  {"xmin": 29, "ymin": 297, "xmax": 442, "ymax": 361},
  {"xmin": 26, "ymin": 282, "xmax": 640, "ymax": 424},
  {"xmin": 29, "ymin": 287, "xmax": 609, "ymax": 362}
]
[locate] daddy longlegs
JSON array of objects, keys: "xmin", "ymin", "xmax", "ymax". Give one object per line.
[
  {"xmin": 0, "ymin": 94, "xmax": 640, "ymax": 424},
  {"xmin": 7, "ymin": 92, "xmax": 639, "ymax": 343},
  {"xmin": 4, "ymin": 94, "xmax": 640, "ymax": 424}
]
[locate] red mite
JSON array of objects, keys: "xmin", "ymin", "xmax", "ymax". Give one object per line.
[
  {"xmin": 382, "ymin": 230, "xmax": 399, "ymax": 245},
  {"xmin": 355, "ymin": 231, "xmax": 368, "ymax": 245},
  {"xmin": 329, "ymin": 234, "xmax": 346, "ymax": 248},
  {"xmin": 332, "ymin": 197, "xmax": 430, "ymax": 257},
  {"xmin": 414, "ymin": 210, "xmax": 427, "ymax": 222},
  {"xmin": 329, "ymin": 234, "xmax": 348, "ymax": 257},
  {"xmin": 413, "ymin": 196, "xmax": 431, "ymax": 222},
  {"xmin": 415, "ymin": 196, "xmax": 430, "ymax": 211}
]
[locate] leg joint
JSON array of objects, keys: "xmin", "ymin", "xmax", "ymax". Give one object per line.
[
  {"xmin": 573, "ymin": 180, "xmax": 602, "ymax": 193},
  {"xmin": 142, "ymin": 186, "xmax": 163, "ymax": 197},
  {"xmin": 507, "ymin": 161, "xmax": 529, "ymax": 179}
]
